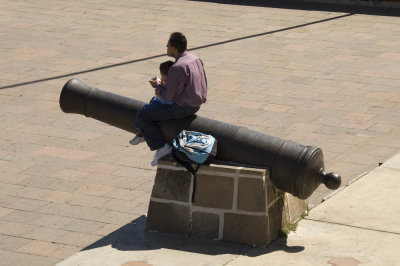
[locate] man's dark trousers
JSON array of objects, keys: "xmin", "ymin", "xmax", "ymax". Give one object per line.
[{"xmin": 135, "ymin": 97, "xmax": 199, "ymax": 151}]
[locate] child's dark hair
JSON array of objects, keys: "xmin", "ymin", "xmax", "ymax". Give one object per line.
[{"xmin": 159, "ymin": 61, "xmax": 174, "ymax": 76}]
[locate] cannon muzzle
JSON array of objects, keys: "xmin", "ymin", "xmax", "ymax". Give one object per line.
[{"xmin": 60, "ymin": 79, "xmax": 341, "ymax": 199}]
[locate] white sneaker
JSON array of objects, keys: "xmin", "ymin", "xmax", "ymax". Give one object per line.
[
  {"xmin": 151, "ymin": 143, "xmax": 172, "ymax": 166},
  {"xmin": 129, "ymin": 135, "xmax": 145, "ymax": 145}
]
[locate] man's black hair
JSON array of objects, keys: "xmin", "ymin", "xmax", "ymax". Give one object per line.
[
  {"xmin": 168, "ymin": 32, "xmax": 187, "ymax": 53},
  {"xmin": 159, "ymin": 60, "xmax": 174, "ymax": 75}
]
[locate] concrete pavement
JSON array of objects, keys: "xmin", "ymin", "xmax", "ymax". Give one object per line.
[{"xmin": 1, "ymin": 0, "xmax": 400, "ymax": 265}]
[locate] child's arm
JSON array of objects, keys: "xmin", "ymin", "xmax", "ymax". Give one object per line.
[{"xmin": 154, "ymin": 88, "xmax": 161, "ymax": 98}]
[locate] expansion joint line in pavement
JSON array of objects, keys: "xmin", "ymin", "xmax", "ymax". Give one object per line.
[
  {"xmin": 222, "ymin": 246, "xmax": 253, "ymax": 266},
  {"xmin": 305, "ymin": 218, "xmax": 400, "ymax": 236},
  {"xmin": 0, "ymin": 13, "xmax": 354, "ymax": 90}
]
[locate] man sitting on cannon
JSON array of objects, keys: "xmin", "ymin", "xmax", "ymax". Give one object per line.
[{"xmin": 134, "ymin": 32, "xmax": 208, "ymax": 166}]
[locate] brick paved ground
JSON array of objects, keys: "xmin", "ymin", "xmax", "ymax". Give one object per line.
[{"xmin": 0, "ymin": 0, "xmax": 399, "ymax": 265}]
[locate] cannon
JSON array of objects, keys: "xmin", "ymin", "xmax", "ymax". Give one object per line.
[{"xmin": 59, "ymin": 79, "xmax": 341, "ymax": 199}]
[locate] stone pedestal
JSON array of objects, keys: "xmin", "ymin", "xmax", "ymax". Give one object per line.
[{"xmin": 146, "ymin": 155, "xmax": 308, "ymax": 246}]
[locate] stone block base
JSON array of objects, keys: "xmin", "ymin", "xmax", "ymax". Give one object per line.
[{"xmin": 146, "ymin": 155, "xmax": 308, "ymax": 246}]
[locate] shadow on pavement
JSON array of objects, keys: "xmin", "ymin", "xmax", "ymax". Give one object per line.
[
  {"xmin": 0, "ymin": 12, "xmax": 352, "ymax": 90},
  {"xmin": 82, "ymin": 215, "xmax": 304, "ymax": 257},
  {"xmin": 189, "ymin": 0, "xmax": 400, "ymax": 16},
  {"xmin": 1, "ymin": 1, "xmax": 398, "ymax": 91}
]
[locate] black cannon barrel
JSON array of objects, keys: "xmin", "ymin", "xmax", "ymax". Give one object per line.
[{"xmin": 60, "ymin": 79, "xmax": 341, "ymax": 199}]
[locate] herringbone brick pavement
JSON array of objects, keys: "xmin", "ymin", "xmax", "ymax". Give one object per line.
[{"xmin": 1, "ymin": 0, "xmax": 399, "ymax": 265}]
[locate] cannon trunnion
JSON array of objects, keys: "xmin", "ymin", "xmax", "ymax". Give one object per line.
[{"xmin": 60, "ymin": 79, "xmax": 341, "ymax": 199}]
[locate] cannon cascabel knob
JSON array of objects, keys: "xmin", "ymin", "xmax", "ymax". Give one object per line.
[{"xmin": 320, "ymin": 170, "xmax": 341, "ymax": 190}]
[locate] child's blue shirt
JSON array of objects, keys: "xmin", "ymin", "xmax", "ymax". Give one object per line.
[{"xmin": 154, "ymin": 96, "xmax": 174, "ymax": 105}]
